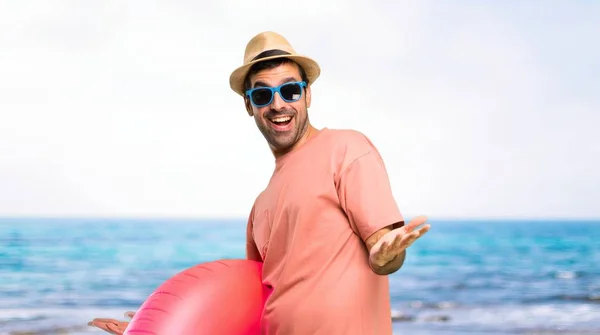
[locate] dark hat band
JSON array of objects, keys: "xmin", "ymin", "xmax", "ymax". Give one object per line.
[{"xmin": 251, "ymin": 49, "xmax": 291, "ymax": 62}]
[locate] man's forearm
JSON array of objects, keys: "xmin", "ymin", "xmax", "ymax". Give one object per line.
[{"xmin": 370, "ymin": 250, "xmax": 406, "ymax": 275}]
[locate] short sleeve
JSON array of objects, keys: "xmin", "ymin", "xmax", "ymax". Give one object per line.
[
  {"xmin": 337, "ymin": 150, "xmax": 404, "ymax": 242},
  {"xmin": 246, "ymin": 206, "xmax": 262, "ymax": 262}
]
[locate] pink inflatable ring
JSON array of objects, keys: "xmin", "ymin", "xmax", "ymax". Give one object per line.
[{"xmin": 124, "ymin": 259, "xmax": 270, "ymax": 335}]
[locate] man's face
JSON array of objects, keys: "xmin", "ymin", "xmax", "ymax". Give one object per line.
[{"xmin": 245, "ymin": 62, "xmax": 312, "ymax": 153}]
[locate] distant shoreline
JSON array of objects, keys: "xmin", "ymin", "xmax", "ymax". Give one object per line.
[{"xmin": 1, "ymin": 216, "xmax": 599, "ymax": 222}]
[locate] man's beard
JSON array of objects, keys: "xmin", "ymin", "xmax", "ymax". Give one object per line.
[{"xmin": 256, "ymin": 108, "xmax": 308, "ymax": 151}]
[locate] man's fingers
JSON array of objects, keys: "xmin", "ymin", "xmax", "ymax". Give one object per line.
[
  {"xmin": 125, "ymin": 311, "xmax": 136, "ymax": 319},
  {"xmin": 106, "ymin": 322, "xmax": 126, "ymax": 335},
  {"xmin": 379, "ymin": 223, "xmax": 431, "ymax": 256},
  {"xmin": 395, "ymin": 229, "xmax": 423, "ymax": 250},
  {"xmin": 88, "ymin": 317, "xmax": 130, "ymax": 335},
  {"xmin": 416, "ymin": 224, "xmax": 431, "ymax": 236},
  {"xmin": 408, "ymin": 226, "xmax": 430, "ymax": 241},
  {"xmin": 88, "ymin": 321, "xmax": 114, "ymax": 332},
  {"xmin": 390, "ymin": 233, "xmax": 404, "ymax": 249},
  {"xmin": 402, "ymin": 231, "xmax": 420, "ymax": 245},
  {"xmin": 406, "ymin": 215, "xmax": 428, "ymax": 232},
  {"xmin": 376, "ymin": 222, "xmax": 431, "ymax": 259},
  {"xmin": 379, "ymin": 240, "xmax": 390, "ymax": 253},
  {"xmin": 89, "ymin": 318, "xmax": 119, "ymax": 324}
]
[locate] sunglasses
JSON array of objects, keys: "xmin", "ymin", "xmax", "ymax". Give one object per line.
[{"xmin": 245, "ymin": 81, "xmax": 307, "ymax": 107}]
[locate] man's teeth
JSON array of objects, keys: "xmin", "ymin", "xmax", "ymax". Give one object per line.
[{"xmin": 271, "ymin": 116, "xmax": 291, "ymax": 123}]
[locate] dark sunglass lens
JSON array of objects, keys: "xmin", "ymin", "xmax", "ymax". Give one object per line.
[
  {"xmin": 251, "ymin": 89, "xmax": 273, "ymax": 106},
  {"xmin": 280, "ymin": 83, "xmax": 302, "ymax": 101}
]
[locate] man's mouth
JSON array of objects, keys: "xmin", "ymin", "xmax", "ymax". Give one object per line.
[{"xmin": 268, "ymin": 115, "xmax": 293, "ymax": 127}]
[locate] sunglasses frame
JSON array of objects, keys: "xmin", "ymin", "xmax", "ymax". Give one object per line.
[{"xmin": 245, "ymin": 81, "xmax": 307, "ymax": 107}]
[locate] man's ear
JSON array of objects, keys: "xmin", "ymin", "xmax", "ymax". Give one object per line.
[
  {"xmin": 244, "ymin": 97, "xmax": 254, "ymax": 116},
  {"xmin": 305, "ymin": 85, "xmax": 312, "ymax": 108}
]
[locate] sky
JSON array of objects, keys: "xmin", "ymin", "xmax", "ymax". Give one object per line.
[{"xmin": 0, "ymin": 0, "xmax": 598, "ymax": 219}]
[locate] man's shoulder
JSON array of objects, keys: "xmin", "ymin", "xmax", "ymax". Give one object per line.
[
  {"xmin": 318, "ymin": 128, "xmax": 383, "ymax": 175},
  {"xmin": 322, "ymin": 128, "xmax": 378, "ymax": 154}
]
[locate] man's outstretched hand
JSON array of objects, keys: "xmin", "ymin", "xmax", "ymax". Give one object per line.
[
  {"xmin": 88, "ymin": 311, "xmax": 135, "ymax": 335},
  {"xmin": 369, "ymin": 215, "xmax": 430, "ymax": 269}
]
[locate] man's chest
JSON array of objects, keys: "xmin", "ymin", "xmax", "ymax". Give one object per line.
[{"xmin": 251, "ymin": 161, "xmax": 341, "ymax": 259}]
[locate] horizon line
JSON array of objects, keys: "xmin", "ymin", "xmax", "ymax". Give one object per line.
[{"xmin": 0, "ymin": 215, "xmax": 599, "ymax": 222}]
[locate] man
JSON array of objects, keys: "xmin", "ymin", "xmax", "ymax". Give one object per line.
[{"xmin": 89, "ymin": 31, "xmax": 430, "ymax": 335}]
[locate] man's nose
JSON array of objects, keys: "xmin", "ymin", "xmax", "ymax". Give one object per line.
[{"xmin": 270, "ymin": 91, "xmax": 286, "ymax": 110}]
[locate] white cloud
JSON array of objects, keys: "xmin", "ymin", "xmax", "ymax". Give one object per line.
[{"xmin": 0, "ymin": 0, "xmax": 598, "ymax": 218}]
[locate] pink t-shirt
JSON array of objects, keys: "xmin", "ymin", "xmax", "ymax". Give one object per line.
[{"xmin": 246, "ymin": 128, "xmax": 404, "ymax": 335}]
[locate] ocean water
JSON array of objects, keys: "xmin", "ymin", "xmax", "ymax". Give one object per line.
[{"xmin": 0, "ymin": 218, "xmax": 599, "ymax": 335}]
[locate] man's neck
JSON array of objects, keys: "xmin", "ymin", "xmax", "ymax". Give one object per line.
[{"xmin": 271, "ymin": 124, "xmax": 319, "ymax": 159}]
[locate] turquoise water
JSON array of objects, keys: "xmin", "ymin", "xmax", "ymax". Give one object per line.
[{"xmin": 1, "ymin": 218, "xmax": 599, "ymax": 334}]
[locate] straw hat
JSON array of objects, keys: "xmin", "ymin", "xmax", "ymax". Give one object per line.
[{"xmin": 229, "ymin": 31, "xmax": 321, "ymax": 98}]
